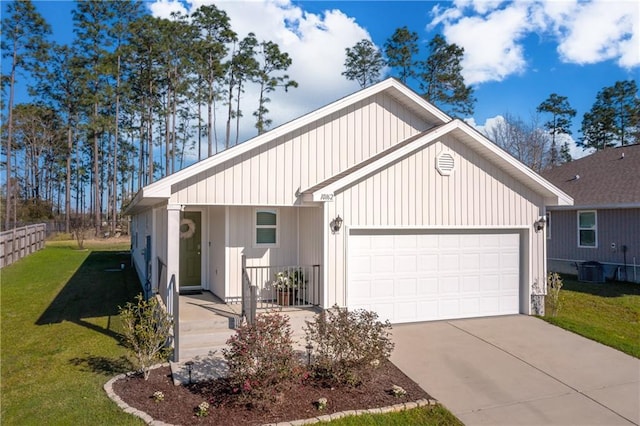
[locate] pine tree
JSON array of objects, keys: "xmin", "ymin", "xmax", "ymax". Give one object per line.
[
  {"xmin": 384, "ymin": 27, "xmax": 418, "ymax": 84},
  {"xmin": 419, "ymin": 35, "xmax": 475, "ymax": 117},
  {"xmin": 253, "ymin": 41, "xmax": 298, "ymax": 135},
  {"xmin": 342, "ymin": 39, "xmax": 385, "ymax": 88},
  {"xmin": 537, "ymin": 93, "xmax": 576, "ymax": 167},
  {"xmin": 578, "ymin": 81, "xmax": 638, "ymax": 150},
  {"xmin": 1, "ymin": 0, "xmax": 51, "ymax": 230}
]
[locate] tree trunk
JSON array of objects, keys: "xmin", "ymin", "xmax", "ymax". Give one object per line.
[
  {"xmin": 5, "ymin": 45, "xmax": 17, "ymax": 231},
  {"xmin": 65, "ymin": 126, "xmax": 71, "ymax": 232},
  {"xmin": 93, "ymin": 101, "xmax": 101, "ymax": 236}
]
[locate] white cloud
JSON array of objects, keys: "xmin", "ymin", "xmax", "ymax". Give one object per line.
[
  {"xmin": 149, "ymin": 0, "xmax": 367, "ymax": 156},
  {"xmin": 147, "ymin": 0, "xmax": 188, "ymax": 19},
  {"xmin": 430, "ymin": 0, "xmax": 639, "ymax": 85},
  {"xmin": 441, "ymin": 4, "xmax": 531, "ymax": 84},
  {"xmin": 553, "ymin": 1, "xmax": 640, "ymax": 68}
]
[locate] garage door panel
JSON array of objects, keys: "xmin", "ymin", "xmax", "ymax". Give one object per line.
[
  {"xmin": 350, "ymin": 256, "xmax": 371, "ymax": 274},
  {"xmin": 418, "ymin": 278, "xmax": 438, "ymax": 295},
  {"xmin": 418, "ymin": 254, "xmax": 438, "ymax": 270},
  {"xmin": 371, "ymin": 279, "xmax": 394, "ymax": 298},
  {"xmin": 372, "ymin": 256, "xmax": 394, "ymax": 273},
  {"xmin": 395, "ymin": 255, "xmax": 417, "ymax": 272},
  {"xmin": 440, "ymin": 254, "xmax": 460, "ymax": 270},
  {"xmin": 349, "ymin": 230, "xmax": 521, "ymax": 323},
  {"xmin": 396, "ymin": 278, "xmax": 417, "ymax": 297},
  {"xmin": 461, "ymin": 276, "xmax": 480, "ymax": 292}
]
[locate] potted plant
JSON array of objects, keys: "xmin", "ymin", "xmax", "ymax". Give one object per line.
[{"xmin": 274, "ymin": 269, "xmax": 305, "ymax": 306}]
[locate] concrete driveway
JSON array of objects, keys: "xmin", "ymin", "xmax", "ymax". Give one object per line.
[{"xmin": 391, "ymin": 315, "xmax": 640, "ymax": 425}]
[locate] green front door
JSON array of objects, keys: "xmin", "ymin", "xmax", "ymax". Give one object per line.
[{"xmin": 179, "ymin": 211, "xmax": 202, "ymax": 287}]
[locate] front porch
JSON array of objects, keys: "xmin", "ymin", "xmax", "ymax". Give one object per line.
[{"xmin": 175, "ymin": 291, "xmax": 321, "ymax": 363}]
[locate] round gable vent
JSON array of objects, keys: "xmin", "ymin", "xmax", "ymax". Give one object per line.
[{"xmin": 436, "ymin": 149, "xmax": 455, "ymax": 176}]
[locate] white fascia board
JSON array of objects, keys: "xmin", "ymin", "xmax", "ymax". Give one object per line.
[
  {"xmin": 311, "ymin": 121, "xmax": 458, "ymax": 200},
  {"xmin": 451, "ymin": 121, "xmax": 574, "ymax": 207},
  {"xmin": 136, "ymin": 79, "xmax": 451, "ymax": 203},
  {"xmin": 547, "ymin": 202, "xmax": 640, "ymax": 211}
]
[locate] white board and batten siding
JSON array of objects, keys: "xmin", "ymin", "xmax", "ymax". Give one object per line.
[
  {"xmin": 323, "ymin": 133, "xmax": 546, "ymax": 318},
  {"xmin": 168, "ymin": 93, "xmax": 434, "ymax": 207}
]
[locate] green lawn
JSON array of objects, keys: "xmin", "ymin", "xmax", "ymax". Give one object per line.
[
  {"xmin": 2, "ymin": 241, "xmax": 461, "ymax": 425},
  {"xmin": 327, "ymin": 405, "xmax": 463, "ymax": 425},
  {"xmin": 543, "ymin": 276, "xmax": 640, "ymax": 358},
  {"xmin": 1, "ymin": 241, "xmax": 143, "ymax": 425}
]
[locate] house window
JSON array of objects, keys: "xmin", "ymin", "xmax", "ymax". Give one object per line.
[
  {"xmin": 578, "ymin": 210, "xmax": 597, "ymax": 248},
  {"xmin": 255, "ymin": 209, "xmax": 278, "ymax": 246}
]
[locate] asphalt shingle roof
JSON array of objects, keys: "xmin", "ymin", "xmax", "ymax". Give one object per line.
[{"xmin": 541, "ymin": 144, "xmax": 640, "ymax": 206}]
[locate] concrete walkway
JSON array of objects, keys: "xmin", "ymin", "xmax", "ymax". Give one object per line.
[{"xmin": 391, "ymin": 315, "xmax": 640, "ymax": 425}]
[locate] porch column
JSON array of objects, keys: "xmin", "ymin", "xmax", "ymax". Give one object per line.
[
  {"xmin": 167, "ymin": 204, "xmax": 181, "ymax": 294},
  {"xmin": 167, "ymin": 204, "xmax": 181, "ymax": 361}
]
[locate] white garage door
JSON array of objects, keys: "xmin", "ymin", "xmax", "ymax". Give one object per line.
[{"xmin": 348, "ymin": 230, "xmax": 521, "ymax": 323}]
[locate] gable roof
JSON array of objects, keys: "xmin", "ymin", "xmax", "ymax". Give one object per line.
[
  {"xmin": 542, "ymin": 144, "xmax": 640, "ymax": 208},
  {"xmin": 304, "ymin": 119, "xmax": 573, "ymax": 207},
  {"xmin": 125, "ymin": 78, "xmax": 451, "ymax": 214}
]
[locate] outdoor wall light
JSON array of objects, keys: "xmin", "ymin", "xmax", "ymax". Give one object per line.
[
  {"xmin": 534, "ymin": 217, "xmax": 546, "ymax": 233},
  {"xmin": 330, "ymin": 215, "xmax": 343, "ymax": 233}
]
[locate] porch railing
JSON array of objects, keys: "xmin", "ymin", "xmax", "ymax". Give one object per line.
[{"xmin": 242, "ymin": 259, "xmax": 321, "ymax": 310}]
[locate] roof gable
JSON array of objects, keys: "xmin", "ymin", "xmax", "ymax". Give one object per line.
[
  {"xmin": 305, "ymin": 119, "xmax": 573, "ymax": 207},
  {"xmin": 125, "ymin": 79, "xmax": 451, "ymax": 213},
  {"xmin": 542, "ymin": 144, "xmax": 640, "ymax": 207}
]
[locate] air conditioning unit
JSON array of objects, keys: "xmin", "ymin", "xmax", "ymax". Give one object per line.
[{"xmin": 578, "ymin": 261, "xmax": 605, "ymax": 283}]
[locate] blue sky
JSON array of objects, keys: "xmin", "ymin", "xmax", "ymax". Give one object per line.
[{"xmin": 5, "ymin": 0, "xmax": 639, "ymax": 159}]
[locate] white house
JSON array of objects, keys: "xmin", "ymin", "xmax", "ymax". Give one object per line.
[{"xmin": 126, "ymin": 78, "xmax": 572, "ymax": 337}]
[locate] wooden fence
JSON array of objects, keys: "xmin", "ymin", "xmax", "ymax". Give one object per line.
[{"xmin": 0, "ymin": 224, "xmax": 47, "ymax": 269}]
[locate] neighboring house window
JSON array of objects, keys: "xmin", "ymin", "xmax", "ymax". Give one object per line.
[
  {"xmin": 578, "ymin": 210, "xmax": 597, "ymax": 248},
  {"xmin": 255, "ymin": 209, "xmax": 278, "ymax": 246}
]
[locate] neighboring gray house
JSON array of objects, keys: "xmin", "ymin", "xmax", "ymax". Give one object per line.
[{"xmin": 542, "ymin": 144, "xmax": 640, "ymax": 283}]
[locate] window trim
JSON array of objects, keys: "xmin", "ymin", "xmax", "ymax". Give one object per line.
[
  {"xmin": 577, "ymin": 210, "xmax": 597, "ymax": 248},
  {"xmin": 546, "ymin": 212, "xmax": 551, "ymax": 240},
  {"xmin": 254, "ymin": 208, "xmax": 279, "ymax": 248}
]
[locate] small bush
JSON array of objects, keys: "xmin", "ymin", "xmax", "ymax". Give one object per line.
[
  {"xmin": 304, "ymin": 305, "xmax": 394, "ymax": 386},
  {"xmin": 222, "ymin": 312, "xmax": 298, "ymax": 403},
  {"xmin": 119, "ymin": 294, "xmax": 173, "ymax": 380},
  {"xmin": 546, "ymin": 272, "xmax": 563, "ymax": 317}
]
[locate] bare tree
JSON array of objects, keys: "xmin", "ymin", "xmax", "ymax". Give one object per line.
[{"xmin": 485, "ymin": 113, "xmax": 550, "ymax": 173}]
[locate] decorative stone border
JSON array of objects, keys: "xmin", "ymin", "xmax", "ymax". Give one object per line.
[
  {"xmin": 263, "ymin": 398, "xmax": 439, "ymax": 426},
  {"xmin": 103, "ymin": 363, "xmax": 173, "ymax": 426},
  {"xmin": 104, "ymin": 363, "xmax": 439, "ymax": 426}
]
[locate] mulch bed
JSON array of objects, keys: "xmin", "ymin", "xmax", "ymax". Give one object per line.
[{"xmin": 112, "ymin": 360, "xmax": 430, "ymax": 425}]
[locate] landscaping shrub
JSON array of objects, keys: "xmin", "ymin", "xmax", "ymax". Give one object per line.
[
  {"xmin": 222, "ymin": 311, "xmax": 298, "ymax": 403},
  {"xmin": 119, "ymin": 294, "xmax": 173, "ymax": 380},
  {"xmin": 546, "ymin": 272, "xmax": 563, "ymax": 317},
  {"xmin": 304, "ymin": 305, "xmax": 394, "ymax": 386}
]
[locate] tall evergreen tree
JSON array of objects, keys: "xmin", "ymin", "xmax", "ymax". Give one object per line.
[
  {"xmin": 342, "ymin": 39, "xmax": 386, "ymax": 88},
  {"xmin": 419, "ymin": 34, "xmax": 475, "ymax": 117},
  {"xmin": 537, "ymin": 93, "xmax": 576, "ymax": 167},
  {"xmin": 229, "ymin": 33, "xmax": 259, "ymax": 146},
  {"xmin": 384, "ymin": 27, "xmax": 418, "ymax": 84},
  {"xmin": 35, "ymin": 44, "xmax": 84, "ymax": 232},
  {"xmin": 253, "ymin": 41, "xmax": 298, "ymax": 134},
  {"xmin": 1, "ymin": 0, "xmax": 51, "ymax": 230},
  {"xmin": 579, "ymin": 80, "xmax": 638, "ymax": 150},
  {"xmin": 191, "ymin": 4, "xmax": 236, "ymax": 156},
  {"xmin": 73, "ymin": 0, "xmax": 116, "ymax": 235}
]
